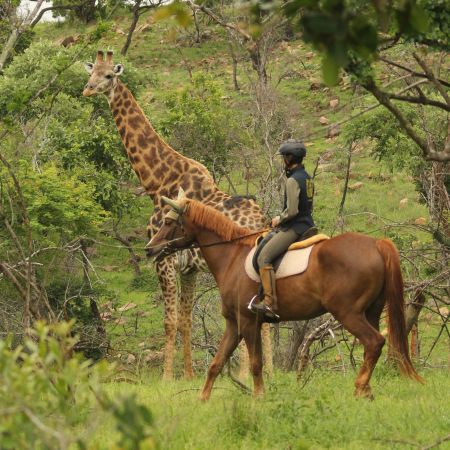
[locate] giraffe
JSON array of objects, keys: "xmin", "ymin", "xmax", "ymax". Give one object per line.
[{"xmin": 83, "ymin": 50, "xmax": 272, "ymax": 380}]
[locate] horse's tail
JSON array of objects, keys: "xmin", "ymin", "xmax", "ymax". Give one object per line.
[{"xmin": 376, "ymin": 239, "xmax": 423, "ymax": 382}]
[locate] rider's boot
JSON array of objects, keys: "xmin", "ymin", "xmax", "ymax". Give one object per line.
[{"xmin": 251, "ymin": 264, "xmax": 280, "ymax": 322}]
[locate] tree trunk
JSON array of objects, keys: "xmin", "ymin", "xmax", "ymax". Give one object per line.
[
  {"xmin": 286, "ymin": 321, "xmax": 309, "ymax": 371},
  {"xmin": 121, "ymin": 5, "xmax": 141, "ymax": 56},
  {"xmin": 229, "ymin": 43, "xmax": 240, "ymax": 91}
]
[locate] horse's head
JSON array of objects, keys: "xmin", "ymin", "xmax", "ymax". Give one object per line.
[{"xmin": 145, "ymin": 188, "xmax": 194, "ymax": 258}]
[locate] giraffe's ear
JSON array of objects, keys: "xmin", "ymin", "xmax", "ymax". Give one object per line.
[
  {"xmin": 84, "ymin": 62, "xmax": 94, "ymax": 73},
  {"xmin": 176, "ymin": 187, "xmax": 186, "ymax": 201},
  {"xmin": 113, "ymin": 64, "xmax": 124, "ymax": 76}
]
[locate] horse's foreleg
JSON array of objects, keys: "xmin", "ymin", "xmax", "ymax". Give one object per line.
[
  {"xmin": 200, "ymin": 320, "xmax": 240, "ymax": 401},
  {"xmin": 337, "ymin": 312, "xmax": 385, "ymax": 399},
  {"xmin": 242, "ymin": 323, "xmax": 264, "ymax": 397},
  {"xmin": 180, "ymin": 272, "xmax": 197, "ymax": 380}
]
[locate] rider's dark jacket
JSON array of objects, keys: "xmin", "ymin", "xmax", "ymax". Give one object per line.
[{"xmin": 278, "ymin": 165, "xmax": 315, "ymax": 235}]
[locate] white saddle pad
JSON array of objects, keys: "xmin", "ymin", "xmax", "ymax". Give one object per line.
[{"xmin": 245, "ymin": 245, "xmax": 314, "ymax": 282}]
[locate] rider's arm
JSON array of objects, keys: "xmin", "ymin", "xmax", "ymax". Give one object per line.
[{"xmin": 278, "ymin": 178, "xmax": 300, "ymax": 224}]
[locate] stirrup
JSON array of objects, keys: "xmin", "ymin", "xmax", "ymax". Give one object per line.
[{"xmin": 248, "ymin": 296, "xmax": 280, "ymax": 322}]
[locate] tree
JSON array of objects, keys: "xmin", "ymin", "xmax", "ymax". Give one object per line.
[
  {"xmin": 248, "ymin": 0, "xmax": 450, "ymax": 162},
  {"xmin": 120, "ymin": 0, "xmax": 163, "ymax": 56},
  {"xmin": 158, "ymin": 72, "xmax": 243, "ymax": 181}
]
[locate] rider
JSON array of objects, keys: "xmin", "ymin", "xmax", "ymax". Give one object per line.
[{"xmin": 251, "ymin": 139, "xmax": 316, "ymax": 321}]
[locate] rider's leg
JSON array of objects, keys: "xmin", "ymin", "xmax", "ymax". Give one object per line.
[{"xmin": 253, "ymin": 229, "xmax": 299, "ymax": 319}]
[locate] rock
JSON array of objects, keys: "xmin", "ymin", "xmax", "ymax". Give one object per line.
[
  {"xmin": 310, "ymin": 81, "xmax": 321, "ymax": 90},
  {"xmin": 100, "ymin": 312, "xmax": 112, "ymax": 321},
  {"xmin": 329, "ymin": 98, "xmax": 339, "ymax": 108},
  {"xmin": 102, "ymin": 265, "xmax": 120, "ymax": 272},
  {"xmin": 114, "ymin": 317, "xmax": 128, "ymax": 325},
  {"xmin": 327, "ymin": 124, "xmax": 340, "ymax": 138},
  {"xmin": 349, "ymin": 182, "xmax": 364, "ymax": 191},
  {"xmin": 58, "ymin": 35, "xmax": 80, "ymax": 47},
  {"xmin": 439, "ymin": 307, "xmax": 449, "ymax": 318},
  {"xmin": 399, "ymin": 198, "xmax": 409, "ymax": 208},
  {"xmin": 117, "ymin": 302, "xmax": 137, "ymax": 312},
  {"xmin": 305, "ymin": 51, "xmax": 315, "ymax": 59},
  {"xmin": 319, "ymin": 116, "xmax": 329, "ymax": 125},
  {"xmin": 414, "ymin": 217, "xmax": 427, "ymax": 225},
  {"xmin": 126, "ymin": 354, "xmax": 136, "ymax": 364}
]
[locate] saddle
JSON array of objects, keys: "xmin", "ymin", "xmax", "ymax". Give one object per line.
[{"xmin": 245, "ymin": 228, "xmax": 329, "ymax": 282}]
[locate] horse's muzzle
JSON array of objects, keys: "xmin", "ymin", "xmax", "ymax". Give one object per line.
[{"xmin": 145, "ymin": 243, "xmax": 165, "ymax": 258}]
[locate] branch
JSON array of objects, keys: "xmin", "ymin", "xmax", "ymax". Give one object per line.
[
  {"xmin": 379, "ymin": 57, "xmax": 450, "ymax": 89},
  {"xmin": 363, "ymin": 78, "xmax": 450, "ymax": 162},
  {"xmin": 30, "ymin": 0, "xmax": 92, "ymax": 28},
  {"xmin": 413, "ymin": 52, "xmax": 450, "ymax": 106},
  {"xmin": 385, "ymin": 93, "xmax": 450, "ymax": 112},
  {"xmin": 184, "ymin": 0, "xmax": 252, "ymax": 42}
]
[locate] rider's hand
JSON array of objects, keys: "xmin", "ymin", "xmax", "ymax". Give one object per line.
[{"xmin": 271, "ymin": 216, "xmax": 280, "ymax": 227}]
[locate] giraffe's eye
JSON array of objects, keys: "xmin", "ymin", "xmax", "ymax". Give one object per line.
[{"xmin": 105, "ymin": 74, "xmax": 114, "ymax": 80}]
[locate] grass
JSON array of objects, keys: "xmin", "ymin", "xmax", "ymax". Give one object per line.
[
  {"xmin": 85, "ymin": 368, "xmax": 450, "ymax": 450},
  {"xmin": 27, "ymin": 16, "xmax": 448, "ymax": 450}
]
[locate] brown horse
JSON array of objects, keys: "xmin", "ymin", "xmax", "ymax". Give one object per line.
[{"xmin": 146, "ymin": 193, "xmax": 422, "ymax": 401}]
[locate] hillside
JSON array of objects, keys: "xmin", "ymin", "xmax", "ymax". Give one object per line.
[{"xmin": 0, "ymin": 6, "xmax": 449, "ymax": 449}]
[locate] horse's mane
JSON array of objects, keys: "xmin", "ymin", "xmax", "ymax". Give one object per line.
[{"xmin": 186, "ymin": 199, "xmax": 261, "ymax": 247}]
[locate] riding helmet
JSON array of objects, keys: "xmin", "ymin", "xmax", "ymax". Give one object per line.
[{"xmin": 277, "ymin": 139, "xmax": 307, "ymax": 159}]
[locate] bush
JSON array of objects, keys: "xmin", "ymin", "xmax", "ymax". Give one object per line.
[{"xmin": 0, "ymin": 321, "xmax": 157, "ymax": 450}]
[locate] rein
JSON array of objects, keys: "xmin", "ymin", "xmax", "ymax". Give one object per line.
[
  {"xmin": 153, "ymin": 228, "xmax": 270, "ymax": 261},
  {"xmin": 189, "ymin": 228, "xmax": 270, "ymax": 249}
]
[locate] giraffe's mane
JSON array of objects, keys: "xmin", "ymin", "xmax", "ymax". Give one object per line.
[{"xmin": 186, "ymin": 200, "xmax": 261, "ymax": 247}]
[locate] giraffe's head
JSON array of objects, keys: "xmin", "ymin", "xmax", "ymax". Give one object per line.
[{"xmin": 83, "ymin": 50, "xmax": 124, "ymax": 97}]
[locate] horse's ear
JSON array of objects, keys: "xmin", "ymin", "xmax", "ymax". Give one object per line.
[
  {"xmin": 161, "ymin": 196, "xmax": 184, "ymax": 214},
  {"xmin": 177, "ymin": 187, "xmax": 186, "ymax": 200}
]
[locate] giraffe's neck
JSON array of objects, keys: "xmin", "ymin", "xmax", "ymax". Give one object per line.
[{"xmin": 108, "ymin": 81, "xmax": 213, "ymax": 200}]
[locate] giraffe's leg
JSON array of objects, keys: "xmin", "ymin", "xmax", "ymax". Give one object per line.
[
  {"xmin": 242, "ymin": 321, "xmax": 264, "ymax": 397},
  {"xmin": 261, "ymin": 323, "xmax": 273, "ymax": 377},
  {"xmin": 238, "ymin": 341, "xmax": 250, "ymax": 381},
  {"xmin": 179, "ymin": 271, "xmax": 197, "ymax": 380},
  {"xmin": 200, "ymin": 319, "xmax": 241, "ymax": 401},
  {"xmin": 156, "ymin": 258, "xmax": 178, "ymax": 381}
]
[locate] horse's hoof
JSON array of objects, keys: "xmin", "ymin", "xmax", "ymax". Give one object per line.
[{"xmin": 354, "ymin": 386, "xmax": 374, "ymax": 400}]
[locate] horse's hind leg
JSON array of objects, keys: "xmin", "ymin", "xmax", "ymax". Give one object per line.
[
  {"xmin": 242, "ymin": 322, "xmax": 264, "ymax": 397},
  {"xmin": 365, "ymin": 294, "xmax": 385, "ymax": 331},
  {"xmin": 200, "ymin": 319, "xmax": 240, "ymax": 401},
  {"xmin": 335, "ymin": 312, "xmax": 385, "ymax": 399}
]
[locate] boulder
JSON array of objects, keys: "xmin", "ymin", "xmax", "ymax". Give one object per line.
[
  {"xmin": 349, "ymin": 182, "xmax": 364, "ymax": 191},
  {"xmin": 329, "ymin": 98, "xmax": 339, "ymax": 108},
  {"xmin": 414, "ymin": 217, "xmax": 427, "ymax": 225}
]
